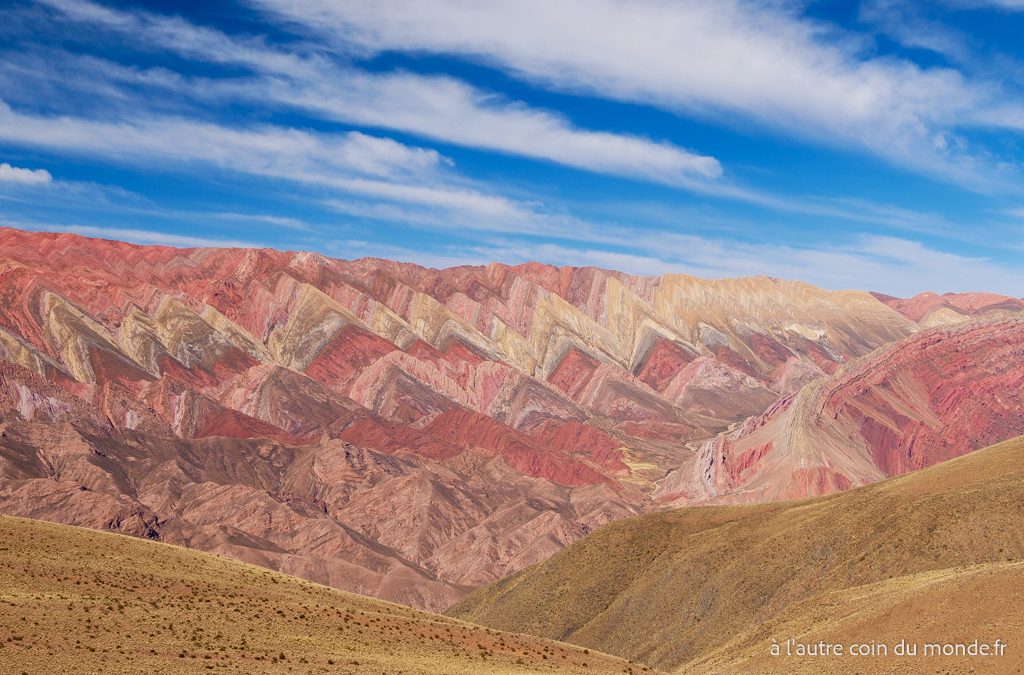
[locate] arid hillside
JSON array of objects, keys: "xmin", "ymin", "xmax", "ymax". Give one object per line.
[
  {"xmin": 8, "ymin": 227, "xmax": 1014, "ymax": 608},
  {"xmin": 681, "ymin": 561, "xmax": 1024, "ymax": 674},
  {"xmin": 450, "ymin": 435, "xmax": 1024, "ymax": 672},
  {"xmin": 0, "ymin": 515, "xmax": 647, "ymax": 674}
]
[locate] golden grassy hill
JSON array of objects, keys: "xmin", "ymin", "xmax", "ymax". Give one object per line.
[
  {"xmin": 0, "ymin": 516, "xmax": 652, "ymax": 675},
  {"xmin": 450, "ymin": 435, "xmax": 1024, "ymax": 673}
]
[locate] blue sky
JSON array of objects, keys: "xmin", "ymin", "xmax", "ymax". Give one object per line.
[{"xmin": 1, "ymin": 0, "xmax": 1023, "ymax": 295}]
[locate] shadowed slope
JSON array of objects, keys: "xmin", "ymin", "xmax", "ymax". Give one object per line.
[
  {"xmin": 450, "ymin": 436, "xmax": 1024, "ymax": 672},
  {"xmin": 0, "ymin": 515, "xmax": 648, "ymax": 674}
]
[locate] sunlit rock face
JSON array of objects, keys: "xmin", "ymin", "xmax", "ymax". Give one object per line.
[{"xmin": 0, "ymin": 226, "xmax": 1017, "ymax": 609}]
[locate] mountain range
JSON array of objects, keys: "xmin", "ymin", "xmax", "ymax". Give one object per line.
[{"xmin": 1, "ymin": 226, "xmax": 1022, "ymax": 612}]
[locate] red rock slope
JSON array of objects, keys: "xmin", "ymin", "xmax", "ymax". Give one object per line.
[
  {"xmin": 0, "ymin": 226, "xmax": 1007, "ymax": 609},
  {"xmin": 656, "ymin": 318, "xmax": 1024, "ymax": 505}
]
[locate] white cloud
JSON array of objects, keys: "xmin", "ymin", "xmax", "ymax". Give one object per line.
[
  {"xmin": 37, "ymin": 0, "xmax": 315, "ymax": 80},
  {"xmin": 38, "ymin": 0, "xmax": 722, "ymax": 186},
  {"xmin": 319, "ymin": 185, "xmax": 1024, "ymax": 295},
  {"xmin": 0, "ymin": 45, "xmax": 971, "ymax": 234},
  {"xmin": 0, "ymin": 162, "xmax": 52, "ymax": 185},
  {"xmin": 0, "ymin": 100, "xmax": 444, "ymax": 182},
  {"xmin": 328, "ymin": 180, "xmax": 526, "ymax": 221},
  {"xmin": 31, "ymin": 0, "xmax": 1005, "ymax": 226},
  {"xmin": 247, "ymin": 0, "xmax": 1024, "ymax": 188},
  {"xmin": 245, "ymin": 71, "xmax": 723, "ymax": 183},
  {"xmin": 0, "ymin": 100, "xmax": 599, "ymax": 241}
]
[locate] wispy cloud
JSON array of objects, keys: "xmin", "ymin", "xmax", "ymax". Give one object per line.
[
  {"xmin": 250, "ymin": 0, "xmax": 1023, "ymax": 190},
  {"xmin": 13, "ymin": 0, "xmax": 992, "ymax": 234},
  {"xmin": 0, "ymin": 162, "xmax": 52, "ymax": 185},
  {"xmin": 0, "ymin": 100, "xmax": 445, "ymax": 183},
  {"xmin": 210, "ymin": 212, "xmax": 314, "ymax": 232},
  {"xmin": 944, "ymin": 0, "xmax": 1024, "ymax": 9},
  {"xmin": 860, "ymin": 0, "xmax": 971, "ymax": 63},
  {"xmin": 0, "ymin": 99, "xmax": 600, "ymax": 243},
  {"xmin": 37, "ymin": 0, "xmax": 722, "ymax": 186}
]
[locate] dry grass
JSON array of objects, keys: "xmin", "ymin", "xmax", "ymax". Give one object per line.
[
  {"xmin": 683, "ymin": 561, "xmax": 1024, "ymax": 673},
  {"xmin": 0, "ymin": 515, "xmax": 650, "ymax": 674},
  {"xmin": 451, "ymin": 435, "xmax": 1024, "ymax": 672}
]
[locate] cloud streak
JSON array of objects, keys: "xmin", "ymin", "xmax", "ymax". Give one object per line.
[
  {"xmin": 250, "ymin": 0, "xmax": 1024, "ymax": 190},
  {"xmin": 0, "ymin": 99, "xmax": 601, "ymax": 243},
  {"xmin": 37, "ymin": 0, "xmax": 722, "ymax": 186},
  {"xmin": 19, "ymin": 0, "xmax": 997, "ymax": 233},
  {"xmin": 0, "ymin": 100, "xmax": 445, "ymax": 182},
  {"xmin": 0, "ymin": 162, "xmax": 52, "ymax": 185}
]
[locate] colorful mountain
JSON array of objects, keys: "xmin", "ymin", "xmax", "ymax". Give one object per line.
[{"xmin": 0, "ymin": 226, "xmax": 1020, "ymax": 609}]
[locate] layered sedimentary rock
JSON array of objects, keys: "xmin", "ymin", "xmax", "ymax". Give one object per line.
[
  {"xmin": 0, "ymin": 226, "xmax": 1019, "ymax": 608},
  {"xmin": 872, "ymin": 290, "xmax": 1024, "ymax": 327},
  {"xmin": 656, "ymin": 318, "xmax": 1024, "ymax": 505}
]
